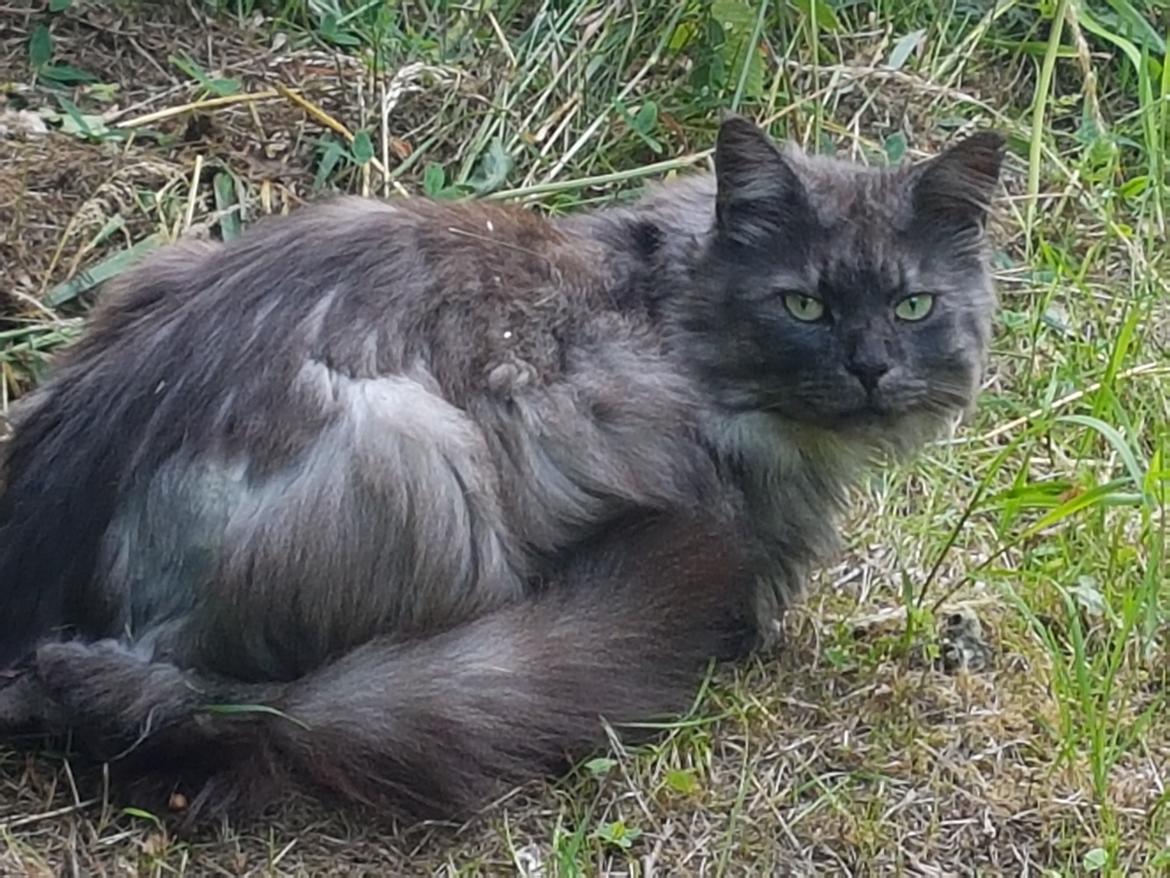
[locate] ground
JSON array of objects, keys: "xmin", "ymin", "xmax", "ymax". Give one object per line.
[{"xmin": 0, "ymin": 1, "xmax": 1167, "ymax": 875}]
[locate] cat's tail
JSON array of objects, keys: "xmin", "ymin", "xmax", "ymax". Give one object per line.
[{"xmin": 11, "ymin": 513, "xmax": 759, "ymax": 824}]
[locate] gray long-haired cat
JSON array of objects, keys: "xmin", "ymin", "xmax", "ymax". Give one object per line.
[{"xmin": 0, "ymin": 116, "xmax": 1003, "ymax": 824}]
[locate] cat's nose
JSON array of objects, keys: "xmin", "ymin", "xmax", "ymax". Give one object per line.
[
  {"xmin": 846, "ymin": 358, "xmax": 890, "ymax": 392},
  {"xmin": 844, "ymin": 329, "xmax": 894, "ymax": 393}
]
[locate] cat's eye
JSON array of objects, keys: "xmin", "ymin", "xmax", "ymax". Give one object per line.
[
  {"xmin": 894, "ymin": 293, "xmax": 936, "ymax": 322},
  {"xmin": 782, "ymin": 293, "xmax": 826, "ymax": 323}
]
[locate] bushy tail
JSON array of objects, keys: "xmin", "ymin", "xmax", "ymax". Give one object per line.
[{"xmin": 9, "ymin": 513, "xmax": 758, "ymax": 824}]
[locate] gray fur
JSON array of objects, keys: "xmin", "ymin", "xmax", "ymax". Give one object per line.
[{"xmin": 0, "ymin": 116, "xmax": 1004, "ymax": 825}]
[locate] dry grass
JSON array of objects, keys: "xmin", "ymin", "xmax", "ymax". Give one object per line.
[{"xmin": 1, "ymin": 0, "xmax": 1168, "ymax": 875}]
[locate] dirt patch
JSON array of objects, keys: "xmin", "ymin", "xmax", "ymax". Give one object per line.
[{"xmin": 1, "ymin": 1, "xmax": 483, "ymax": 332}]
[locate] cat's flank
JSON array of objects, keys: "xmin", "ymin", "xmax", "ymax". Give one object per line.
[{"xmin": 0, "ymin": 116, "xmax": 1003, "ymax": 824}]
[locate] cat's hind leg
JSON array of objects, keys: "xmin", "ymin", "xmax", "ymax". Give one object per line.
[{"xmin": 27, "ymin": 509, "xmax": 760, "ymax": 826}]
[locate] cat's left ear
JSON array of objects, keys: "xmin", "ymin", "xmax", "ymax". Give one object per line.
[
  {"xmin": 908, "ymin": 131, "xmax": 1005, "ymax": 233},
  {"xmin": 714, "ymin": 114, "xmax": 809, "ymax": 246}
]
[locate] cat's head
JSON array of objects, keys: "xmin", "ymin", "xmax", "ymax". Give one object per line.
[{"xmin": 685, "ymin": 115, "xmax": 1004, "ymax": 453}]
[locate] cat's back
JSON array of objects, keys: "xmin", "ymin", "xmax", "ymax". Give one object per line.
[
  {"xmin": 0, "ymin": 194, "xmax": 692, "ymax": 670},
  {"xmin": 0, "ymin": 193, "xmax": 674, "ymax": 528},
  {"xmin": 7, "ymin": 193, "xmax": 681, "ymax": 481},
  {"xmin": 69, "ymin": 196, "xmax": 654, "ymax": 402}
]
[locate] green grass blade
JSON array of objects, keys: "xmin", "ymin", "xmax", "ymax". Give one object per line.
[{"xmin": 45, "ymin": 234, "xmax": 164, "ymax": 307}]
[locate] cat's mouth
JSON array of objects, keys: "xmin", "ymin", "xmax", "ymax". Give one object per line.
[
  {"xmin": 775, "ymin": 401, "xmax": 908, "ymax": 432},
  {"xmin": 760, "ymin": 383, "xmax": 965, "ymax": 431},
  {"xmin": 825, "ymin": 387, "xmax": 902, "ymax": 420},
  {"xmin": 814, "ymin": 394, "xmax": 947, "ymax": 431},
  {"xmin": 834, "ymin": 402, "xmax": 903, "ymax": 426}
]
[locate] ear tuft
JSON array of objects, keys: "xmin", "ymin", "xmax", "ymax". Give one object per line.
[{"xmin": 714, "ymin": 115, "xmax": 807, "ymax": 246}]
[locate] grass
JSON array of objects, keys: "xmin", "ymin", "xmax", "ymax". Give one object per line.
[{"xmin": 1, "ymin": 0, "xmax": 1168, "ymax": 873}]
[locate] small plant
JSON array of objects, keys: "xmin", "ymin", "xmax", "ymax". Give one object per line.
[
  {"xmin": 592, "ymin": 820, "xmax": 642, "ymax": 851},
  {"xmin": 27, "ymin": 12, "xmax": 96, "ymax": 85},
  {"xmin": 169, "ymin": 53, "xmax": 241, "ymax": 97},
  {"xmin": 314, "ymin": 131, "xmax": 376, "ymax": 190}
]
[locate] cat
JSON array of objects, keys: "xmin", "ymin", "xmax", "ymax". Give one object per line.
[{"xmin": 0, "ymin": 115, "xmax": 1004, "ymax": 825}]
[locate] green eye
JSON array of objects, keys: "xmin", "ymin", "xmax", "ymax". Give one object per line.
[
  {"xmin": 894, "ymin": 293, "xmax": 936, "ymax": 322},
  {"xmin": 782, "ymin": 293, "xmax": 826, "ymax": 322}
]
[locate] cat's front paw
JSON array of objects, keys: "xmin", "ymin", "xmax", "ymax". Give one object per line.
[
  {"xmin": 749, "ymin": 573, "xmax": 796, "ymax": 654},
  {"xmin": 748, "ymin": 614, "xmax": 785, "ymax": 654}
]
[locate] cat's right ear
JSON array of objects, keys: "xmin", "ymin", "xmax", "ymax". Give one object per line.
[{"xmin": 714, "ymin": 114, "xmax": 807, "ymax": 246}]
